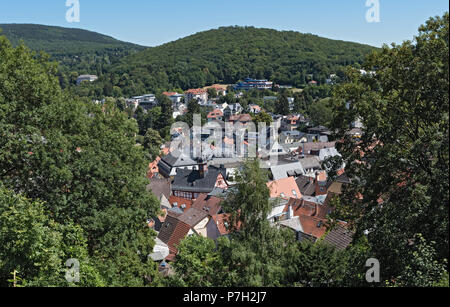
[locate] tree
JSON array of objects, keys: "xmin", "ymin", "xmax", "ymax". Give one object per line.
[
  {"xmin": 143, "ymin": 128, "xmax": 163, "ymax": 161},
  {"xmin": 0, "ymin": 36, "xmax": 160, "ymax": 286},
  {"xmin": 293, "ymin": 240, "xmax": 349, "ymax": 287},
  {"xmin": 220, "ymin": 160, "xmax": 300, "ymax": 287},
  {"xmin": 156, "ymin": 94, "xmax": 174, "ymax": 138},
  {"xmin": 329, "ymin": 13, "xmax": 449, "ymax": 286},
  {"xmin": 167, "ymin": 235, "xmax": 223, "ymax": 287},
  {"xmin": 275, "ymin": 94, "xmax": 290, "ymax": 115},
  {"xmin": 251, "ymin": 111, "xmax": 273, "ymax": 126},
  {"xmin": 223, "ymin": 159, "xmax": 271, "ymax": 235},
  {"xmin": 0, "ymin": 185, "xmax": 104, "ymax": 287},
  {"xmin": 207, "ymin": 88, "xmax": 217, "ymax": 99},
  {"xmin": 177, "ymin": 99, "xmax": 206, "ymax": 127},
  {"xmin": 308, "ymin": 98, "xmax": 333, "ymax": 127}
]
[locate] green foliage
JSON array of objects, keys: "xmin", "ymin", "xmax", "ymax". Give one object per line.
[
  {"xmin": 144, "ymin": 128, "xmax": 163, "ymax": 161},
  {"xmin": 176, "ymin": 99, "xmax": 207, "ymax": 127},
  {"xmin": 168, "ymin": 235, "xmax": 222, "ymax": 287},
  {"xmin": 308, "ymin": 98, "xmax": 333, "ymax": 127},
  {"xmin": 294, "ymin": 240, "xmax": 349, "ymax": 287},
  {"xmin": 0, "ymin": 185, "xmax": 104, "ymax": 287},
  {"xmin": 223, "ymin": 159, "xmax": 271, "ymax": 235},
  {"xmin": 275, "ymin": 94, "xmax": 290, "ymax": 115},
  {"xmin": 251, "ymin": 111, "xmax": 273, "ymax": 126},
  {"xmin": 0, "ymin": 35, "xmax": 160, "ymax": 286},
  {"xmin": 330, "ymin": 12, "xmax": 449, "ymax": 286},
  {"xmin": 0, "ymin": 24, "xmax": 145, "ymax": 77},
  {"xmin": 78, "ymin": 26, "xmax": 375, "ymax": 97}
]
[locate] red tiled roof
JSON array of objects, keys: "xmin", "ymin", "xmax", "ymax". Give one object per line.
[
  {"xmin": 185, "ymin": 88, "xmax": 207, "ymax": 95},
  {"xmin": 229, "ymin": 114, "xmax": 252, "ymax": 123},
  {"xmin": 163, "ymin": 91, "xmax": 178, "ymax": 97},
  {"xmin": 207, "ymin": 109, "xmax": 223, "ymax": 118},
  {"xmin": 298, "ymin": 215, "xmax": 327, "ymax": 239},
  {"xmin": 168, "ymin": 196, "xmax": 193, "ymax": 211},
  {"xmin": 147, "ymin": 157, "xmax": 161, "ymax": 178},
  {"xmin": 192, "ymin": 194, "xmax": 223, "ymax": 216},
  {"xmin": 267, "ymin": 177, "xmax": 302, "ymax": 200},
  {"xmin": 212, "ymin": 213, "xmax": 241, "ymax": 235},
  {"xmin": 167, "ymin": 220, "xmax": 191, "ymax": 255},
  {"xmin": 287, "ymin": 197, "xmax": 331, "ymax": 240},
  {"xmin": 165, "ymin": 253, "xmax": 177, "ymax": 262}
]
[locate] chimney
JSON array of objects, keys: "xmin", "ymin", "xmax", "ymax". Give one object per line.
[
  {"xmin": 287, "ymin": 203, "xmax": 294, "ymax": 220},
  {"xmin": 315, "ymin": 171, "xmax": 327, "ymax": 196},
  {"xmin": 198, "ymin": 158, "xmax": 208, "ymax": 179}
]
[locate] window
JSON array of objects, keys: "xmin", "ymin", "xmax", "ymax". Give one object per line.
[{"xmin": 292, "ymin": 190, "xmax": 298, "ymax": 197}]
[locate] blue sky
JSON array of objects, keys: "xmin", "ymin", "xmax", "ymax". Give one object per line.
[{"xmin": 0, "ymin": 0, "xmax": 448, "ymax": 47}]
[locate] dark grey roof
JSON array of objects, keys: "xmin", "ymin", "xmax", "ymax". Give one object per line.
[
  {"xmin": 296, "ymin": 176, "xmax": 316, "ymax": 196},
  {"xmin": 270, "ymin": 162, "xmax": 304, "ymax": 180},
  {"xmin": 158, "ymin": 151, "xmax": 198, "ymax": 177},
  {"xmin": 168, "ymin": 207, "xmax": 184, "ymax": 216},
  {"xmin": 171, "ymin": 166, "xmax": 226, "ymax": 193},
  {"xmin": 298, "ymin": 157, "xmax": 321, "ymax": 170},
  {"xmin": 160, "ymin": 150, "xmax": 197, "ymax": 168},
  {"xmin": 323, "ymin": 225, "xmax": 354, "ymax": 250},
  {"xmin": 336, "ymin": 173, "xmax": 351, "ymax": 184},
  {"xmin": 300, "ymin": 142, "xmax": 336, "ymax": 155}
]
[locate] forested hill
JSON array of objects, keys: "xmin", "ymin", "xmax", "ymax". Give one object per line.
[
  {"xmin": 96, "ymin": 26, "xmax": 377, "ymax": 97},
  {"xmin": 0, "ymin": 24, "xmax": 146, "ymax": 74}
]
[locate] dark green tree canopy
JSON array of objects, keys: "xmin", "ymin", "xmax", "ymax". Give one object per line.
[
  {"xmin": 329, "ymin": 12, "xmax": 449, "ymax": 286},
  {"xmin": 0, "ymin": 35, "xmax": 160, "ymax": 286}
]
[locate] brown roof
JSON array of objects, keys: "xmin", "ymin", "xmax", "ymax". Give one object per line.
[
  {"xmin": 157, "ymin": 214, "xmax": 192, "ymax": 255},
  {"xmin": 178, "ymin": 208, "xmax": 209, "ymax": 227},
  {"xmin": 166, "ymin": 221, "xmax": 191, "ymax": 255},
  {"xmin": 212, "ymin": 213, "xmax": 242, "ymax": 235},
  {"xmin": 229, "ymin": 114, "xmax": 252, "ymax": 123},
  {"xmin": 267, "ymin": 177, "xmax": 302, "ymax": 200},
  {"xmin": 157, "ymin": 215, "xmax": 181, "ymax": 245},
  {"xmin": 186, "ymin": 88, "xmax": 207, "ymax": 94},
  {"xmin": 147, "ymin": 178, "xmax": 171, "ymax": 199},
  {"xmin": 298, "ymin": 215, "xmax": 328, "ymax": 239},
  {"xmin": 298, "ymin": 142, "xmax": 336, "ymax": 155},
  {"xmin": 287, "ymin": 197, "xmax": 331, "ymax": 240},
  {"xmin": 204, "ymin": 84, "xmax": 228, "ymax": 91},
  {"xmin": 192, "ymin": 194, "xmax": 223, "ymax": 216},
  {"xmin": 168, "ymin": 196, "xmax": 193, "ymax": 211},
  {"xmin": 323, "ymin": 224, "xmax": 354, "ymax": 250}
]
